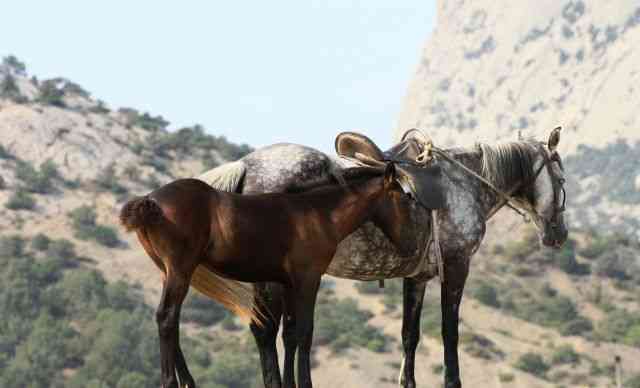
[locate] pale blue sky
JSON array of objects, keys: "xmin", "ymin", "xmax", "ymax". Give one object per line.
[{"xmin": 1, "ymin": 1, "xmax": 436, "ymax": 152}]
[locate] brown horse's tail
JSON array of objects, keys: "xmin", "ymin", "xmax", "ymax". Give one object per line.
[
  {"xmin": 119, "ymin": 196, "xmax": 163, "ymax": 232},
  {"xmin": 190, "ymin": 266, "xmax": 264, "ymax": 326}
]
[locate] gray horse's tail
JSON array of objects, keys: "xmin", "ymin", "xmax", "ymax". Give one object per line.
[{"xmin": 197, "ymin": 160, "xmax": 247, "ymax": 193}]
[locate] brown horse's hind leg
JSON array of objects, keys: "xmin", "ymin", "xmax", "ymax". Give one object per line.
[{"xmin": 157, "ymin": 270, "xmax": 191, "ymax": 388}]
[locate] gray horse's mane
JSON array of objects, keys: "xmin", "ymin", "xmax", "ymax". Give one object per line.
[{"xmin": 476, "ymin": 140, "xmax": 542, "ymax": 190}]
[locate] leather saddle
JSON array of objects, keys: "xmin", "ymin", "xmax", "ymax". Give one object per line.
[{"xmin": 335, "ymin": 131, "xmax": 447, "ymax": 210}]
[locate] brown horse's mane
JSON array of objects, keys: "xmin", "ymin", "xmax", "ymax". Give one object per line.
[{"xmin": 285, "ymin": 166, "xmax": 383, "ymax": 194}]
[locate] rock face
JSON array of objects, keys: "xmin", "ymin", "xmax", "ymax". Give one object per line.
[{"xmin": 396, "ymin": 0, "xmax": 640, "ymax": 236}]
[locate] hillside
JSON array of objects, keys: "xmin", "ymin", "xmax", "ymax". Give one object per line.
[
  {"xmin": 397, "ymin": 0, "xmax": 640, "ymax": 237},
  {"xmin": 1, "ymin": 45, "xmax": 639, "ymax": 388}
]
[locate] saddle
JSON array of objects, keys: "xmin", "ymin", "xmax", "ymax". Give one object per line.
[{"xmin": 335, "ymin": 131, "xmax": 446, "ymax": 210}]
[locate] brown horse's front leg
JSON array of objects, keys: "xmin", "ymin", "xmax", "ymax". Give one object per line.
[
  {"xmin": 157, "ymin": 274, "xmax": 191, "ymax": 388},
  {"xmin": 285, "ymin": 275, "xmax": 320, "ymax": 388},
  {"xmin": 175, "ymin": 345, "xmax": 196, "ymax": 388}
]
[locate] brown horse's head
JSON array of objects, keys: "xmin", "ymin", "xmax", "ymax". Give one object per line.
[
  {"xmin": 336, "ymin": 132, "xmax": 421, "ymax": 256},
  {"xmin": 374, "ymin": 162, "xmax": 420, "ymax": 256}
]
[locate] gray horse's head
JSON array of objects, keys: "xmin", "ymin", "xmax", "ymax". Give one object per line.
[
  {"xmin": 480, "ymin": 127, "xmax": 568, "ymax": 248},
  {"xmin": 528, "ymin": 127, "xmax": 568, "ymax": 248}
]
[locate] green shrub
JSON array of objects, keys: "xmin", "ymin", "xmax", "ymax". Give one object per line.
[
  {"xmin": 472, "ymin": 282, "xmax": 500, "ymax": 308},
  {"xmin": 0, "ymin": 144, "xmax": 12, "ymax": 159},
  {"xmin": 0, "ymin": 73, "xmax": 25, "ymax": 103},
  {"xmin": 182, "ymin": 293, "xmax": 228, "ymax": 326},
  {"xmin": 627, "ymin": 373, "xmax": 640, "ymax": 388},
  {"xmin": 551, "ymin": 345, "xmax": 580, "ymax": 365},
  {"xmin": 355, "ymin": 281, "xmax": 383, "ymax": 295},
  {"xmin": 68, "ymin": 206, "xmax": 120, "ymax": 247},
  {"xmin": 6, "ymin": 190, "xmax": 36, "ymax": 210},
  {"xmin": 3, "ymin": 55, "xmax": 27, "ymax": 75},
  {"xmin": 597, "ymin": 308, "xmax": 640, "ymax": 346},
  {"xmin": 314, "ymin": 293, "xmax": 389, "ymax": 353},
  {"xmin": 460, "ymin": 332, "xmax": 504, "ymax": 360},
  {"xmin": 559, "ymin": 317, "xmax": 593, "ymax": 336},
  {"xmin": 514, "ymin": 352, "xmax": 549, "ymax": 377},
  {"xmin": 92, "ymin": 225, "xmax": 120, "ymax": 247},
  {"xmin": 31, "ymin": 233, "xmax": 50, "ymax": 251},
  {"xmin": 36, "ymin": 80, "xmax": 66, "ymax": 108},
  {"xmin": 498, "ymin": 373, "xmax": 514, "ymax": 382},
  {"xmin": 14, "ymin": 159, "xmax": 58, "ymax": 194},
  {"xmin": 95, "ymin": 163, "xmax": 127, "ymax": 194},
  {"xmin": 503, "ymin": 227, "xmax": 539, "ymax": 260},
  {"xmin": 0, "ymin": 235, "xmax": 26, "ymax": 258},
  {"xmin": 551, "ymin": 239, "xmax": 590, "ymax": 275}
]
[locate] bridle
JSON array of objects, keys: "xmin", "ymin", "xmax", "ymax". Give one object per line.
[{"xmin": 516, "ymin": 144, "xmax": 566, "ymax": 228}]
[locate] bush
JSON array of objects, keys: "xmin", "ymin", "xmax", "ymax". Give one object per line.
[
  {"xmin": 36, "ymin": 80, "xmax": 66, "ymax": 108},
  {"xmin": 514, "ymin": 352, "xmax": 549, "ymax": 377},
  {"xmin": 627, "ymin": 373, "xmax": 640, "ymax": 388},
  {"xmin": 6, "ymin": 190, "xmax": 36, "ymax": 210},
  {"xmin": 551, "ymin": 239, "xmax": 590, "ymax": 275},
  {"xmin": 0, "ymin": 73, "xmax": 26, "ymax": 103},
  {"xmin": 92, "ymin": 225, "xmax": 120, "ymax": 248},
  {"xmin": 14, "ymin": 159, "xmax": 58, "ymax": 194},
  {"xmin": 597, "ymin": 309, "xmax": 640, "ymax": 346},
  {"xmin": 551, "ymin": 345, "xmax": 580, "ymax": 365},
  {"xmin": 0, "ymin": 235, "xmax": 26, "ymax": 258},
  {"xmin": 95, "ymin": 163, "xmax": 127, "ymax": 194},
  {"xmin": 503, "ymin": 227, "xmax": 539, "ymax": 260},
  {"xmin": 559, "ymin": 317, "xmax": 593, "ymax": 336},
  {"xmin": 472, "ymin": 282, "xmax": 500, "ymax": 308},
  {"xmin": 314, "ymin": 292, "xmax": 389, "ymax": 353},
  {"xmin": 2, "ymin": 55, "xmax": 27, "ymax": 75},
  {"xmin": 31, "ymin": 234, "xmax": 50, "ymax": 251},
  {"xmin": 182, "ymin": 293, "xmax": 228, "ymax": 326},
  {"xmin": 68, "ymin": 206, "xmax": 121, "ymax": 247},
  {"xmin": 0, "ymin": 144, "xmax": 12, "ymax": 159}
]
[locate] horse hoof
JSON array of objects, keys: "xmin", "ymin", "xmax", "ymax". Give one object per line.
[{"xmin": 444, "ymin": 378, "xmax": 462, "ymax": 388}]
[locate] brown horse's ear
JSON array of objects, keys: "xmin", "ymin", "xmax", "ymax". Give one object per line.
[
  {"xmin": 335, "ymin": 132, "xmax": 385, "ymax": 162},
  {"xmin": 383, "ymin": 163, "xmax": 396, "ymax": 189},
  {"xmin": 548, "ymin": 126, "xmax": 561, "ymax": 151}
]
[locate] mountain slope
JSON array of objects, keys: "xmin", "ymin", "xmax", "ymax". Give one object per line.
[{"xmin": 396, "ymin": 0, "xmax": 640, "ymax": 237}]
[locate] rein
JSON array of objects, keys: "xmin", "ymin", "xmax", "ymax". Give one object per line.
[{"xmin": 427, "ymin": 144, "xmax": 565, "ymax": 224}]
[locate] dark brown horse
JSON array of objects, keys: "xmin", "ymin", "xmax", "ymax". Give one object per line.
[{"xmin": 120, "ymin": 164, "xmax": 415, "ymax": 388}]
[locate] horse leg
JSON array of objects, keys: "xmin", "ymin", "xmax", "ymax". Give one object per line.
[
  {"xmin": 157, "ymin": 273, "xmax": 191, "ymax": 388},
  {"xmin": 282, "ymin": 290, "xmax": 298, "ymax": 388},
  {"xmin": 398, "ymin": 277, "xmax": 427, "ymax": 388},
  {"xmin": 175, "ymin": 346, "xmax": 196, "ymax": 388},
  {"xmin": 286, "ymin": 275, "xmax": 320, "ymax": 388},
  {"xmin": 440, "ymin": 262, "xmax": 469, "ymax": 388},
  {"xmin": 250, "ymin": 282, "xmax": 285, "ymax": 388}
]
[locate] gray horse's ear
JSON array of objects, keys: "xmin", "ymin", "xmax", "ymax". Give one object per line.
[
  {"xmin": 548, "ymin": 126, "xmax": 561, "ymax": 151},
  {"xmin": 335, "ymin": 132, "xmax": 385, "ymax": 161}
]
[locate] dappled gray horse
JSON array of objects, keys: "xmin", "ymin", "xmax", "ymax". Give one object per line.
[{"xmin": 196, "ymin": 128, "xmax": 568, "ymax": 388}]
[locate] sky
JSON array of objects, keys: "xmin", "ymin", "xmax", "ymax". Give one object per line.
[{"xmin": 1, "ymin": 1, "xmax": 436, "ymax": 152}]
